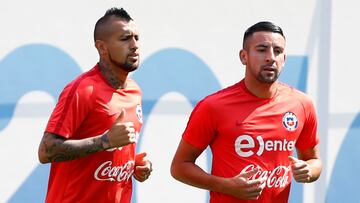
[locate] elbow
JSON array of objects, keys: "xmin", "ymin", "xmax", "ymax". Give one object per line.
[
  {"xmin": 38, "ymin": 155, "xmax": 49, "ymax": 164},
  {"xmin": 38, "ymin": 146, "xmax": 50, "ymax": 164},
  {"xmin": 38, "ymin": 132, "xmax": 54, "ymax": 164},
  {"xmin": 170, "ymin": 161, "xmax": 180, "ymax": 181}
]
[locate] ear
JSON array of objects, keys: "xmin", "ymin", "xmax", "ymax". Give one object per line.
[
  {"xmin": 95, "ymin": 40, "xmax": 107, "ymax": 57},
  {"xmin": 239, "ymin": 49, "xmax": 247, "ymax": 65}
]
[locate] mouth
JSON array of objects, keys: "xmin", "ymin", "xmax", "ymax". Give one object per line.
[
  {"xmin": 128, "ymin": 53, "xmax": 139, "ymax": 61},
  {"xmin": 262, "ymin": 65, "xmax": 277, "ymax": 72}
]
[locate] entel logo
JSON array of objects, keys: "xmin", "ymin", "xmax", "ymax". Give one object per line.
[{"xmin": 235, "ymin": 135, "xmax": 295, "ymax": 157}]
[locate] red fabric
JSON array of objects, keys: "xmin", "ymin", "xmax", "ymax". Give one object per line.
[
  {"xmin": 183, "ymin": 80, "xmax": 319, "ymax": 203},
  {"xmin": 45, "ymin": 64, "xmax": 143, "ymax": 203}
]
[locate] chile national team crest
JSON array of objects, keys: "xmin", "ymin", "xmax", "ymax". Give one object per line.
[{"xmin": 282, "ymin": 112, "xmax": 298, "ymax": 131}]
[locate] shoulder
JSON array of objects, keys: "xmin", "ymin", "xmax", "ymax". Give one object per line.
[
  {"xmin": 122, "ymin": 78, "xmax": 142, "ymax": 99},
  {"xmin": 126, "ymin": 78, "xmax": 141, "ymax": 91},
  {"xmin": 277, "ymin": 82, "xmax": 315, "ymax": 109},
  {"xmin": 192, "ymin": 81, "xmax": 243, "ymax": 113},
  {"xmin": 60, "ymin": 66, "xmax": 101, "ymax": 99},
  {"xmin": 203, "ymin": 81, "xmax": 243, "ymax": 103}
]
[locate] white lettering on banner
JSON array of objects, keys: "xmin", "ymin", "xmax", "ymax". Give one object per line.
[
  {"xmin": 94, "ymin": 160, "xmax": 135, "ymax": 182},
  {"xmin": 235, "ymin": 135, "xmax": 295, "ymax": 157},
  {"xmin": 241, "ymin": 164, "xmax": 291, "ymax": 188}
]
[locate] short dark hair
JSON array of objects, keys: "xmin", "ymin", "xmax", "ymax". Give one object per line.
[
  {"xmin": 94, "ymin": 7, "xmax": 133, "ymax": 42},
  {"xmin": 243, "ymin": 21, "xmax": 285, "ymax": 47}
]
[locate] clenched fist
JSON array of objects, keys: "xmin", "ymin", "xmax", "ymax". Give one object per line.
[{"xmin": 103, "ymin": 108, "xmax": 137, "ymax": 149}]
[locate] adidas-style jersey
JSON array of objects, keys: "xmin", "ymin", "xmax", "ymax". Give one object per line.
[
  {"xmin": 44, "ymin": 64, "xmax": 143, "ymax": 203},
  {"xmin": 182, "ymin": 79, "xmax": 319, "ymax": 203}
]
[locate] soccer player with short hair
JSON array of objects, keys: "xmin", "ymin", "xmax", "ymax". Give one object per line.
[
  {"xmin": 171, "ymin": 21, "xmax": 322, "ymax": 203},
  {"xmin": 38, "ymin": 7, "xmax": 152, "ymax": 203}
]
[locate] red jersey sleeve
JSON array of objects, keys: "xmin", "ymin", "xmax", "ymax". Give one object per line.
[
  {"xmin": 295, "ymin": 98, "xmax": 319, "ymax": 150},
  {"xmin": 45, "ymin": 80, "xmax": 93, "ymax": 139},
  {"xmin": 182, "ymin": 99, "xmax": 217, "ymax": 150}
]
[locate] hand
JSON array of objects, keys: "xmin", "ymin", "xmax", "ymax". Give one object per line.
[
  {"xmin": 222, "ymin": 167, "xmax": 266, "ymax": 200},
  {"xmin": 288, "ymin": 156, "xmax": 312, "ymax": 183},
  {"xmin": 133, "ymin": 152, "xmax": 152, "ymax": 182},
  {"xmin": 104, "ymin": 109, "xmax": 136, "ymax": 148}
]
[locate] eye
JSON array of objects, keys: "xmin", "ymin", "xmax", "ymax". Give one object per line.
[
  {"xmin": 256, "ymin": 45, "xmax": 268, "ymax": 52},
  {"xmin": 274, "ymin": 48, "xmax": 283, "ymax": 55},
  {"xmin": 120, "ymin": 36, "xmax": 130, "ymax": 41}
]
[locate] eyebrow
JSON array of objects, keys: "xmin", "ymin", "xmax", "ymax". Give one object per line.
[
  {"xmin": 255, "ymin": 44, "xmax": 269, "ymax": 48},
  {"xmin": 255, "ymin": 44, "xmax": 284, "ymax": 50},
  {"xmin": 120, "ymin": 31, "xmax": 138, "ymax": 37}
]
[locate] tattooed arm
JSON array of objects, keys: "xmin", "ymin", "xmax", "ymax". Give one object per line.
[
  {"xmin": 38, "ymin": 109, "xmax": 137, "ymax": 163},
  {"xmin": 38, "ymin": 132, "xmax": 108, "ymax": 163}
]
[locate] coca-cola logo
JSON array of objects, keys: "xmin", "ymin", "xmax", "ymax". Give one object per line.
[
  {"xmin": 94, "ymin": 160, "xmax": 135, "ymax": 182},
  {"xmin": 241, "ymin": 164, "xmax": 291, "ymax": 188}
]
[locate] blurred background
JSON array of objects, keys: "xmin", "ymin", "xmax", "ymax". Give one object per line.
[{"xmin": 0, "ymin": 0, "xmax": 359, "ymax": 202}]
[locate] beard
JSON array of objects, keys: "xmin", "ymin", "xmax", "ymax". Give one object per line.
[
  {"xmin": 108, "ymin": 52, "xmax": 139, "ymax": 72},
  {"xmin": 256, "ymin": 68, "xmax": 281, "ymax": 84}
]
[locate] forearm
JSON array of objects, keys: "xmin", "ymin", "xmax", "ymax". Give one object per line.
[
  {"xmin": 171, "ymin": 161, "xmax": 224, "ymax": 193},
  {"xmin": 296, "ymin": 145, "xmax": 322, "ymax": 183},
  {"xmin": 307, "ymin": 158, "xmax": 322, "ymax": 182},
  {"xmin": 38, "ymin": 132, "xmax": 110, "ymax": 163}
]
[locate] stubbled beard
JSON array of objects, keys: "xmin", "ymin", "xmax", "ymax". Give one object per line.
[
  {"xmin": 257, "ymin": 69, "xmax": 280, "ymax": 84},
  {"xmin": 108, "ymin": 52, "xmax": 139, "ymax": 72}
]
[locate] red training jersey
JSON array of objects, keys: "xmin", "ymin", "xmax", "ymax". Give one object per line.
[
  {"xmin": 183, "ymin": 80, "xmax": 319, "ymax": 203},
  {"xmin": 44, "ymin": 64, "xmax": 143, "ymax": 203}
]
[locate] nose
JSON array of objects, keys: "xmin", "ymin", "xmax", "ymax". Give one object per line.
[
  {"xmin": 266, "ymin": 49, "xmax": 276, "ymax": 63},
  {"xmin": 130, "ymin": 37, "xmax": 139, "ymax": 50}
]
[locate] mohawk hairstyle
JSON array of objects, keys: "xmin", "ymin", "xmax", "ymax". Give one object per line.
[{"xmin": 94, "ymin": 7, "xmax": 133, "ymax": 42}]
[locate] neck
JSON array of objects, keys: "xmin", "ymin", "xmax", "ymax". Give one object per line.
[
  {"xmin": 98, "ymin": 61, "xmax": 128, "ymax": 89},
  {"xmin": 244, "ymin": 77, "xmax": 278, "ymax": 99}
]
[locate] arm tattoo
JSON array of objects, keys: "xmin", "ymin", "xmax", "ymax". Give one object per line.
[
  {"xmin": 101, "ymin": 133, "xmax": 110, "ymax": 149},
  {"xmin": 43, "ymin": 133, "xmax": 105, "ymax": 162}
]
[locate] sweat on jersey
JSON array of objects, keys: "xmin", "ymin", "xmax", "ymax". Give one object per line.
[
  {"xmin": 183, "ymin": 79, "xmax": 319, "ymax": 203},
  {"xmin": 44, "ymin": 64, "xmax": 143, "ymax": 203}
]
